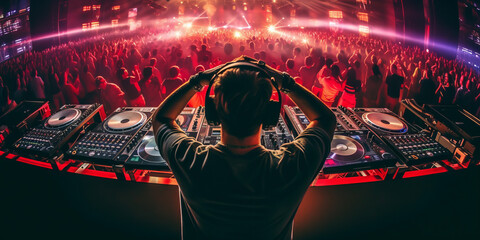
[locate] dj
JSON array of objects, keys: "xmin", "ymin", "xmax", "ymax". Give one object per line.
[{"xmin": 153, "ymin": 56, "xmax": 335, "ymax": 240}]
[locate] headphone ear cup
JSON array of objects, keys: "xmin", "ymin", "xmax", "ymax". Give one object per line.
[
  {"xmin": 262, "ymin": 101, "xmax": 280, "ymax": 128},
  {"xmin": 205, "ymin": 96, "xmax": 221, "ymax": 126}
]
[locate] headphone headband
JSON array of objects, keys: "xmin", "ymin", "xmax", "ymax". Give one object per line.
[
  {"xmin": 204, "ymin": 60, "xmax": 282, "ymax": 128},
  {"xmin": 205, "ymin": 61, "xmax": 282, "ymax": 106}
]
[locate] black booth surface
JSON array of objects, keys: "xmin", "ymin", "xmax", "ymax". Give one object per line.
[{"xmin": 1, "ymin": 159, "xmax": 479, "ymax": 240}]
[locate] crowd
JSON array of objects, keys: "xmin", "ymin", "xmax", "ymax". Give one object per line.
[{"xmin": 0, "ymin": 27, "xmax": 479, "ymax": 118}]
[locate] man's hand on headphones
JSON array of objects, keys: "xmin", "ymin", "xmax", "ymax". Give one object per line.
[{"xmin": 232, "ymin": 55, "xmax": 287, "ymax": 89}]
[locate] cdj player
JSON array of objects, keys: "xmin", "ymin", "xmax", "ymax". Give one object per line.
[
  {"xmin": 427, "ymin": 105, "xmax": 480, "ymax": 164},
  {"xmin": 344, "ymin": 107, "xmax": 452, "ymax": 166},
  {"xmin": 14, "ymin": 104, "xmax": 104, "ymax": 157},
  {"xmin": 124, "ymin": 107, "xmax": 204, "ymax": 172},
  {"xmin": 284, "ymin": 106, "xmax": 397, "ymax": 174},
  {"xmin": 0, "ymin": 101, "xmax": 50, "ymax": 148},
  {"xmin": 66, "ymin": 107, "xmax": 156, "ymax": 166}
]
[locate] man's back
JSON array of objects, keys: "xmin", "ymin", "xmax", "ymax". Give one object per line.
[{"xmin": 157, "ymin": 125, "xmax": 331, "ymax": 240}]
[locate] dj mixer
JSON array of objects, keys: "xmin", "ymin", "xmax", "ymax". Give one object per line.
[{"xmin": 196, "ymin": 111, "xmax": 294, "ymax": 150}]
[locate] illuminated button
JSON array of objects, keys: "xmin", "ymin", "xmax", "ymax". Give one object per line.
[{"xmin": 325, "ymin": 159, "xmax": 335, "ymax": 165}]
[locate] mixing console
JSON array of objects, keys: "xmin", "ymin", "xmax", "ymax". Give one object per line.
[
  {"xmin": 384, "ymin": 134, "xmax": 451, "ymax": 165},
  {"xmin": 196, "ymin": 115, "xmax": 294, "ymax": 150}
]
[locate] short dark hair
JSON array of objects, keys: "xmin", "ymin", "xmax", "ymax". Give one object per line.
[
  {"xmin": 305, "ymin": 56, "xmax": 313, "ymax": 67},
  {"xmin": 326, "ymin": 58, "xmax": 334, "ymax": 67},
  {"xmin": 213, "ymin": 68, "xmax": 273, "ymax": 138},
  {"xmin": 143, "ymin": 66, "xmax": 153, "ymax": 79},
  {"xmin": 286, "ymin": 59, "xmax": 295, "ymax": 70},
  {"xmin": 331, "ymin": 64, "xmax": 340, "ymax": 78},
  {"xmin": 224, "ymin": 43, "xmax": 233, "ymax": 55},
  {"xmin": 116, "ymin": 67, "xmax": 127, "ymax": 80},
  {"xmin": 168, "ymin": 66, "xmax": 180, "ymax": 78},
  {"xmin": 95, "ymin": 76, "xmax": 106, "ymax": 88},
  {"xmin": 372, "ymin": 64, "xmax": 381, "ymax": 77}
]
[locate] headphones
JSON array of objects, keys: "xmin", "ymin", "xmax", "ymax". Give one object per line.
[{"xmin": 204, "ymin": 60, "xmax": 282, "ymax": 129}]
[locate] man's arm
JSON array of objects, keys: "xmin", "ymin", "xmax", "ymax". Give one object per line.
[
  {"xmin": 260, "ymin": 61, "xmax": 336, "ymax": 138},
  {"xmin": 283, "ymin": 76, "xmax": 336, "ymax": 138},
  {"xmin": 152, "ymin": 64, "xmax": 226, "ymax": 136},
  {"xmin": 152, "ymin": 79, "xmax": 202, "ymax": 135}
]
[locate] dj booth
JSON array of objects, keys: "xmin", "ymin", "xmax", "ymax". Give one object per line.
[{"xmin": 0, "ymin": 100, "xmax": 479, "ymax": 239}]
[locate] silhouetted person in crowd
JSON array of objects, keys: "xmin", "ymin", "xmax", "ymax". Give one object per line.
[
  {"xmin": 162, "ymin": 66, "xmax": 184, "ymax": 99},
  {"xmin": 139, "ymin": 66, "xmax": 162, "ymax": 107},
  {"xmin": 299, "ymin": 56, "xmax": 318, "ymax": 91},
  {"xmin": 436, "ymin": 72, "xmax": 455, "ymax": 105},
  {"xmin": 320, "ymin": 64, "xmax": 344, "ymax": 107},
  {"xmin": 29, "ymin": 69, "xmax": 46, "ymax": 100},
  {"xmin": 60, "ymin": 70, "xmax": 80, "ymax": 104},
  {"xmin": 453, "ymin": 76, "xmax": 474, "ymax": 111},
  {"xmin": 116, "ymin": 67, "xmax": 146, "ymax": 107},
  {"xmin": 363, "ymin": 64, "xmax": 383, "ymax": 107},
  {"xmin": 95, "ymin": 76, "xmax": 127, "ymax": 115},
  {"xmin": 415, "ymin": 69, "xmax": 436, "ymax": 105},
  {"xmin": 385, "ymin": 62, "xmax": 405, "ymax": 111},
  {"xmin": 46, "ymin": 66, "xmax": 64, "ymax": 110},
  {"xmin": 339, "ymin": 67, "xmax": 362, "ymax": 108}
]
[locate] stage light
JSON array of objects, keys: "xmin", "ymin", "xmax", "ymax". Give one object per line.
[
  {"xmin": 184, "ymin": 22, "xmax": 192, "ymax": 28},
  {"xmin": 359, "ymin": 25, "xmax": 369, "ymax": 33},
  {"xmin": 357, "ymin": 12, "xmax": 369, "ymax": 22},
  {"xmin": 175, "ymin": 31, "xmax": 181, "ymax": 38},
  {"xmin": 234, "ymin": 31, "xmax": 241, "ymax": 38},
  {"xmin": 426, "ymin": 49, "xmax": 429, "ymax": 53},
  {"xmin": 329, "ymin": 11, "xmax": 343, "ymax": 19},
  {"xmin": 303, "ymin": 39, "xmax": 307, "ymax": 44},
  {"xmin": 268, "ymin": 25, "xmax": 275, "ymax": 32},
  {"xmin": 208, "ymin": 26, "xmax": 215, "ymax": 31},
  {"xmin": 359, "ymin": 25, "xmax": 369, "ymax": 37}
]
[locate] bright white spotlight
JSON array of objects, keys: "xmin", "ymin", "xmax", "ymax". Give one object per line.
[
  {"xmin": 208, "ymin": 26, "xmax": 215, "ymax": 31},
  {"xmin": 175, "ymin": 31, "xmax": 181, "ymax": 38},
  {"xmin": 268, "ymin": 25, "xmax": 275, "ymax": 32},
  {"xmin": 185, "ymin": 22, "xmax": 193, "ymax": 28},
  {"xmin": 303, "ymin": 39, "xmax": 307, "ymax": 44},
  {"xmin": 234, "ymin": 31, "xmax": 241, "ymax": 38}
]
